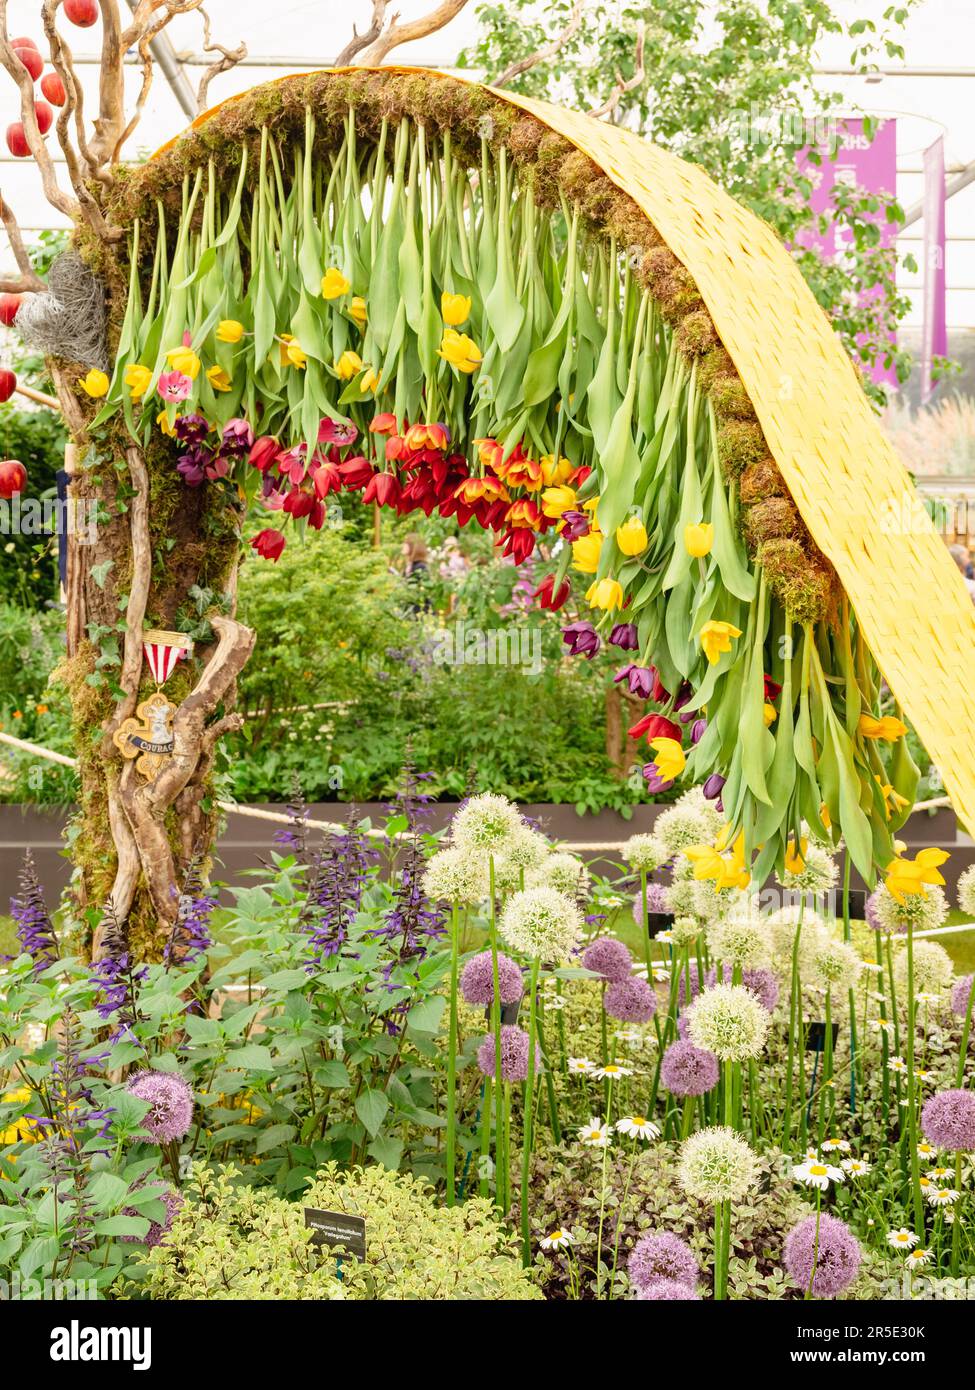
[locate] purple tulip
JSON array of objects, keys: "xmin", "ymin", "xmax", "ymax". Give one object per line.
[
  {"xmin": 691, "ymin": 718, "xmax": 707, "ymax": 744},
  {"xmin": 559, "ymin": 510, "xmax": 591, "ymax": 542},
  {"xmin": 609, "ymin": 622, "xmax": 638, "ymax": 651},
  {"xmin": 702, "ymin": 773, "xmax": 726, "ymax": 800},
  {"xmin": 562, "ymin": 622, "xmax": 601, "ymax": 659},
  {"xmin": 643, "ymin": 763, "xmax": 675, "ymax": 794},
  {"xmin": 614, "ymin": 663, "xmax": 654, "ymax": 698}
]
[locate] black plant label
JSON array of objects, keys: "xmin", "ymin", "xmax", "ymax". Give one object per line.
[{"xmin": 304, "ymin": 1208, "xmax": 367, "ymax": 1261}]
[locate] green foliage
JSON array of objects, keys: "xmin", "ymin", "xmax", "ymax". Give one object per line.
[
  {"xmin": 134, "ymin": 1161, "xmax": 541, "ymax": 1300},
  {"xmin": 0, "ymin": 599, "xmax": 75, "ymax": 802},
  {"xmin": 0, "ymin": 407, "xmax": 68, "ymax": 608}
]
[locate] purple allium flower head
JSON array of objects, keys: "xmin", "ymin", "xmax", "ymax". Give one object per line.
[
  {"xmin": 951, "ymin": 973, "xmax": 974, "ymax": 1017},
  {"xmin": 635, "ymin": 1278, "xmax": 701, "ymax": 1300},
  {"xmin": 690, "ymin": 719, "xmax": 707, "ymax": 745},
  {"xmin": 614, "ymin": 664, "xmax": 654, "ymax": 699},
  {"xmin": 460, "ymin": 950, "xmax": 524, "ymax": 1006},
  {"xmin": 864, "ymin": 889, "xmax": 884, "ymax": 933},
  {"xmin": 660, "ymin": 1038, "xmax": 720, "ymax": 1097},
  {"xmin": 582, "ymin": 937, "xmax": 632, "ymax": 983},
  {"xmin": 559, "ymin": 510, "xmax": 590, "ymax": 542},
  {"xmin": 676, "ymin": 1012, "xmax": 691, "ymax": 1039},
  {"xmin": 921, "ymin": 1088, "xmax": 975, "ymax": 1151},
  {"xmin": 783, "ymin": 1213, "xmax": 861, "ymax": 1297},
  {"xmin": 562, "ymin": 622, "xmax": 601, "ymax": 659},
  {"xmin": 604, "ymin": 976, "xmax": 656, "ymax": 1023},
  {"xmin": 706, "ymin": 963, "xmax": 780, "ymax": 1013},
  {"xmin": 126, "ymin": 1070, "xmax": 194, "ymax": 1144},
  {"xmin": 477, "ymin": 1025, "xmax": 541, "ymax": 1082},
  {"xmin": 633, "ymin": 882, "xmax": 670, "ymax": 930},
  {"xmin": 702, "ymin": 773, "xmax": 726, "ymax": 800},
  {"xmin": 609, "ymin": 622, "xmax": 638, "ymax": 651},
  {"xmin": 121, "ymin": 1185, "xmax": 183, "ymax": 1248},
  {"xmin": 629, "ymin": 1231, "xmax": 699, "ymax": 1292}
]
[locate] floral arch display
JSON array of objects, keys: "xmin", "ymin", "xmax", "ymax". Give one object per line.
[{"xmin": 41, "ymin": 65, "xmax": 975, "ymax": 949}]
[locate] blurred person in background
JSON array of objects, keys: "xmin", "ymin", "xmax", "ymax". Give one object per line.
[{"xmin": 948, "ymin": 542, "xmax": 975, "ymax": 599}]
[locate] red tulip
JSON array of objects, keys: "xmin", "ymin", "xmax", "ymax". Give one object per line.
[
  {"xmin": 12, "ymin": 44, "xmax": 43, "ymax": 81},
  {"xmin": 64, "ymin": 0, "xmax": 99, "ymax": 26},
  {"xmin": 250, "ymin": 528, "xmax": 286, "ymax": 562},
  {"xmin": 338, "ymin": 455, "xmax": 374, "ymax": 491},
  {"xmin": 248, "ymin": 435, "xmax": 280, "ymax": 473},
  {"xmin": 363, "ymin": 471, "xmax": 402, "ymax": 507},
  {"xmin": 0, "ymin": 460, "xmax": 28, "ymax": 499},
  {"xmin": 40, "ymin": 72, "xmax": 66, "ymax": 106},
  {"xmin": 5, "ymin": 124, "xmax": 30, "ymax": 158},
  {"xmin": 282, "ymin": 488, "xmax": 314, "ymax": 519},
  {"xmin": 0, "ymin": 294, "xmax": 22, "ymax": 327},
  {"xmin": 533, "ymin": 574, "xmax": 571, "ymax": 611},
  {"xmin": 33, "ymin": 101, "xmax": 53, "ymax": 136},
  {"xmin": 628, "ymin": 713, "xmax": 682, "ymax": 744},
  {"xmin": 498, "ymin": 527, "xmax": 536, "ymax": 564},
  {"xmin": 0, "ymin": 368, "xmax": 16, "ymax": 403}
]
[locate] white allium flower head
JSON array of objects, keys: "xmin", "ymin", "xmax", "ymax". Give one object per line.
[
  {"xmin": 529, "ymin": 852, "xmax": 591, "ymax": 901},
  {"xmin": 706, "ymin": 902, "xmax": 773, "ymax": 969},
  {"xmin": 450, "ymin": 793, "xmax": 524, "ymax": 855},
  {"xmin": 620, "ymin": 833, "xmax": 669, "ymax": 873},
  {"xmin": 958, "ymin": 864, "xmax": 975, "ymax": 917},
  {"xmin": 665, "ymin": 872, "xmax": 725, "ymax": 927},
  {"xmin": 422, "ymin": 847, "xmax": 488, "ymax": 905},
  {"xmin": 502, "ymin": 827, "xmax": 549, "ymax": 871},
  {"xmin": 894, "ymin": 939, "xmax": 954, "ymax": 996},
  {"xmin": 871, "ymin": 883, "xmax": 948, "ymax": 936},
  {"xmin": 777, "ymin": 841, "xmax": 838, "ymax": 895},
  {"xmin": 767, "ymin": 905, "xmax": 826, "ymax": 969},
  {"xmin": 653, "ymin": 791, "xmax": 722, "ymax": 859},
  {"xmin": 678, "ymin": 1126, "xmax": 758, "ymax": 1205},
  {"xmin": 688, "ymin": 982, "xmax": 770, "ymax": 1060},
  {"xmin": 670, "ymin": 915, "xmax": 702, "ymax": 948},
  {"xmin": 811, "ymin": 938, "xmax": 863, "ymax": 991},
  {"xmin": 499, "ymin": 886, "xmax": 584, "ymax": 963}
]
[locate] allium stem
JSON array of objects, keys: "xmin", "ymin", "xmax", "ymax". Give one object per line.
[
  {"xmin": 875, "ymin": 928, "xmax": 891, "ymax": 1124},
  {"xmin": 488, "ymin": 854, "xmax": 505, "ymax": 1213},
  {"xmin": 781, "ymin": 899, "xmax": 805, "ymax": 1149},
  {"xmin": 446, "ymin": 901, "xmax": 460, "ymax": 1207},
  {"xmin": 905, "ymin": 923, "xmax": 925, "ymax": 1234},
  {"xmin": 639, "ymin": 868, "xmax": 653, "ymax": 982},
  {"xmin": 806, "ymin": 1189, "xmax": 822, "ymax": 1299},
  {"xmin": 479, "ymin": 1079, "xmax": 492, "ymax": 1199},
  {"xmin": 956, "ymin": 970, "xmax": 975, "ymax": 1088},
  {"xmin": 520, "ymin": 956, "xmax": 540, "ymax": 1267}
]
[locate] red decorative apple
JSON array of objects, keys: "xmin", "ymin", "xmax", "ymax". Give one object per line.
[
  {"xmin": 9, "ymin": 37, "xmax": 40, "ymax": 50},
  {"xmin": 5, "ymin": 123, "xmax": 30, "ymax": 158},
  {"xmin": 0, "ymin": 460, "xmax": 28, "ymax": 500},
  {"xmin": 11, "ymin": 43, "xmax": 43, "ymax": 81},
  {"xmin": 40, "ymin": 72, "xmax": 66, "ymax": 106},
  {"xmin": 0, "ymin": 294, "xmax": 22, "ymax": 326},
  {"xmin": 34, "ymin": 100, "xmax": 53, "ymax": 135},
  {"xmin": 64, "ymin": 0, "xmax": 99, "ymax": 27},
  {"xmin": 0, "ymin": 369, "xmax": 16, "ymax": 403}
]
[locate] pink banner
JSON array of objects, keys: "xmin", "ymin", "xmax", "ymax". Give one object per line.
[
  {"xmin": 920, "ymin": 136, "xmax": 947, "ymax": 405},
  {"xmin": 797, "ymin": 117, "xmax": 899, "ymax": 387}
]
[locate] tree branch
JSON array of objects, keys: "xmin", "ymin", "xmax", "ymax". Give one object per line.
[
  {"xmin": 493, "ymin": 0, "xmax": 585, "ymax": 88},
  {"xmin": 196, "ymin": 5, "xmax": 247, "ymax": 113},
  {"xmin": 587, "ymin": 21, "xmax": 646, "ymax": 119},
  {"xmin": 357, "ymin": 0, "xmax": 469, "ymax": 65},
  {"xmin": 334, "ymin": 0, "xmax": 388, "ymax": 66},
  {"xmin": 0, "ymin": 191, "xmax": 46, "ymax": 291}
]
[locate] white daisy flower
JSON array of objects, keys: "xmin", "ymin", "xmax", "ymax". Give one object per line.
[
  {"xmin": 861, "ymin": 961, "xmax": 884, "ymax": 975},
  {"xmin": 821, "ymin": 1137, "xmax": 851, "ymax": 1152},
  {"xmin": 592, "ymin": 1062, "xmax": 633, "ymax": 1080},
  {"xmin": 656, "ymin": 930, "xmax": 675, "ymax": 944},
  {"xmin": 906, "ymin": 1248, "xmax": 931, "ymax": 1267},
  {"xmin": 926, "ymin": 1187, "xmax": 959, "ymax": 1206},
  {"xmin": 793, "ymin": 1160, "xmax": 845, "ymax": 1190},
  {"xmin": 578, "ymin": 1117, "xmax": 611, "ymax": 1148},
  {"xmin": 870, "ymin": 1019, "xmax": 895, "ymax": 1036},
  {"xmin": 652, "ymin": 966, "xmax": 671, "ymax": 982},
  {"xmin": 917, "ymin": 1142, "xmax": 938, "ymax": 1160},
  {"xmin": 916, "ymin": 992, "xmax": 941, "ymax": 1006},
  {"xmin": 889, "ymin": 1056, "xmax": 908, "ymax": 1074},
  {"xmin": 840, "ymin": 1157, "xmax": 872, "ymax": 1176},
  {"xmin": 540, "ymin": 1227, "xmax": 576, "ymax": 1251},
  {"xmin": 567, "ymin": 1057, "xmax": 594, "ymax": 1074},
  {"xmin": 615, "ymin": 1114, "xmax": 660, "ymax": 1141},
  {"xmin": 614, "ymin": 1029, "xmax": 642, "ymax": 1045},
  {"xmin": 887, "ymin": 1228, "xmax": 919, "ymax": 1250},
  {"xmin": 928, "ymin": 1166, "xmax": 952, "ymax": 1180}
]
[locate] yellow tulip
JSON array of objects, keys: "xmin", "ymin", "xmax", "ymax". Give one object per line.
[
  {"xmin": 858, "ymin": 713, "xmax": 907, "ymax": 742},
  {"xmin": 571, "ymin": 532, "xmax": 603, "ymax": 574},
  {"xmin": 78, "ymin": 368, "xmax": 109, "ymax": 398},
  {"xmin": 216, "ymin": 319, "xmax": 245, "ymax": 343},
  {"xmin": 157, "ymin": 410, "xmax": 176, "ymax": 437},
  {"xmin": 699, "ymin": 620, "xmax": 742, "ymax": 665},
  {"xmin": 207, "ymin": 365, "xmax": 232, "ymax": 392},
  {"xmin": 123, "ymin": 364, "xmax": 152, "ymax": 400},
  {"xmin": 684, "ymin": 521, "xmax": 714, "ymax": 557},
  {"xmin": 885, "ymin": 848, "xmax": 950, "ymax": 904},
  {"xmin": 820, "ymin": 802, "xmax": 832, "ymax": 831},
  {"xmin": 437, "ymin": 328, "xmax": 482, "ymax": 374},
  {"xmin": 441, "ymin": 292, "xmax": 472, "ymax": 326},
  {"xmin": 321, "ymin": 267, "xmax": 350, "ymax": 300},
  {"xmin": 616, "ymin": 515, "xmax": 648, "ymax": 556},
  {"xmin": 278, "ymin": 334, "xmax": 307, "ymax": 370},
  {"xmin": 541, "ymin": 485, "xmax": 577, "ymax": 519},
  {"xmin": 648, "ymin": 736, "xmax": 685, "ymax": 782},
  {"xmin": 361, "ymin": 367, "xmax": 381, "ymax": 393},
  {"xmin": 335, "ymin": 350, "xmax": 363, "ymax": 381},
  {"xmin": 875, "ymin": 775, "xmax": 910, "ymax": 820},
  {"xmin": 685, "ymin": 841, "xmax": 750, "ymax": 892},
  {"xmin": 540, "ymin": 453, "xmax": 574, "ymax": 485},
  {"xmin": 784, "ymin": 837, "xmax": 808, "ymax": 874},
  {"xmin": 763, "ymin": 702, "xmax": 777, "ymax": 727},
  {"xmin": 586, "ymin": 577, "xmax": 624, "ymax": 612},
  {"xmin": 350, "ymin": 296, "xmax": 367, "ymax": 327},
  {"xmin": 165, "ymin": 346, "xmax": 201, "ymax": 379}
]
